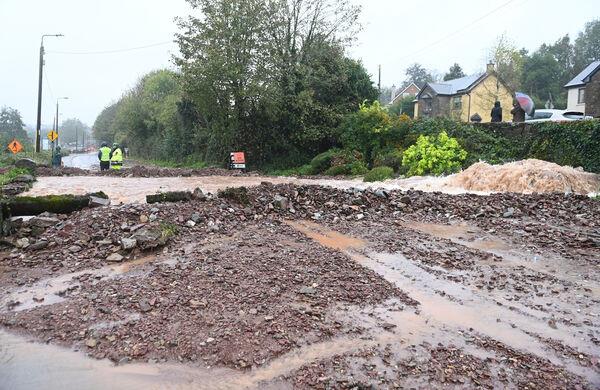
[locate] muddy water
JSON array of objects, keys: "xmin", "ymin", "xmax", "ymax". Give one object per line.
[
  {"xmin": 0, "ymin": 255, "xmax": 159, "ymax": 314},
  {"xmin": 26, "ymin": 174, "xmax": 480, "ymax": 204},
  {"xmin": 287, "ymin": 221, "xmax": 600, "ymax": 385},
  {"xmin": 402, "ymin": 220, "xmax": 600, "ymax": 291}
]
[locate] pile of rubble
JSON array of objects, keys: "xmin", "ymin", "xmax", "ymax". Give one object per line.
[
  {"xmin": 0, "ymin": 183, "xmax": 598, "ymax": 388},
  {"xmin": 35, "ymin": 165, "xmax": 252, "ymax": 178}
]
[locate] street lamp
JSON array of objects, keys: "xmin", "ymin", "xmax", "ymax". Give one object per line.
[
  {"xmin": 35, "ymin": 33, "xmax": 64, "ymax": 153},
  {"xmin": 55, "ymin": 97, "xmax": 68, "ymax": 145}
]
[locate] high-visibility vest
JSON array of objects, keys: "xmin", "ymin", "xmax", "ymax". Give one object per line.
[
  {"xmin": 99, "ymin": 147, "xmax": 111, "ymax": 162},
  {"xmin": 111, "ymin": 148, "xmax": 123, "ymax": 163}
]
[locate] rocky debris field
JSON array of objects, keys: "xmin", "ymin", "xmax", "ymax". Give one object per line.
[
  {"xmin": 1, "ymin": 183, "xmax": 599, "ymax": 389},
  {"xmin": 35, "ymin": 165, "xmax": 252, "ymax": 178}
]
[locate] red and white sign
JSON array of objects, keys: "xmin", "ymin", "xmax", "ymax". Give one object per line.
[{"xmin": 230, "ymin": 152, "xmax": 246, "ymax": 169}]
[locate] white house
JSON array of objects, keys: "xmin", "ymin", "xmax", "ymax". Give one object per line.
[{"xmin": 564, "ymin": 60, "xmax": 600, "ymax": 113}]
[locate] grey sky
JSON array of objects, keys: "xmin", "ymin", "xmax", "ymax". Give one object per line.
[{"xmin": 1, "ymin": 0, "xmax": 598, "ymax": 127}]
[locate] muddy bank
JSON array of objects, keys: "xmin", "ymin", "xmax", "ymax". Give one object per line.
[{"xmin": 1, "ymin": 184, "xmax": 599, "ymax": 388}]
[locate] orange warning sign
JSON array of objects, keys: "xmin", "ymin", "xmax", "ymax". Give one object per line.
[
  {"xmin": 8, "ymin": 139, "xmax": 23, "ymax": 154},
  {"xmin": 229, "ymin": 151, "xmax": 246, "ymax": 169}
]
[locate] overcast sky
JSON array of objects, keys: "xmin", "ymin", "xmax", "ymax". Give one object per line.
[{"xmin": 0, "ymin": 0, "xmax": 598, "ymax": 127}]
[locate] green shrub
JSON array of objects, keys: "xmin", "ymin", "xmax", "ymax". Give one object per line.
[
  {"xmin": 269, "ymin": 164, "xmax": 314, "ymax": 176},
  {"xmin": 324, "ymin": 160, "xmax": 368, "ymax": 176},
  {"xmin": 324, "ymin": 165, "xmax": 348, "ymax": 176},
  {"xmin": 373, "ymin": 149, "xmax": 403, "ymax": 172},
  {"xmin": 363, "ymin": 166, "xmax": 394, "ymax": 182},
  {"xmin": 402, "ymin": 131, "xmax": 467, "ymax": 176},
  {"xmin": 310, "ymin": 149, "xmax": 340, "ymax": 174},
  {"xmin": 348, "ymin": 160, "xmax": 368, "ymax": 175}
]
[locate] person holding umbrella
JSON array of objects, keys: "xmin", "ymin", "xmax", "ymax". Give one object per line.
[
  {"xmin": 511, "ymin": 100, "xmax": 525, "ymax": 123},
  {"xmin": 512, "ymin": 92, "xmax": 534, "ymax": 123}
]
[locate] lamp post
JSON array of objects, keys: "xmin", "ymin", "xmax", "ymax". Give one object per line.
[
  {"xmin": 35, "ymin": 33, "xmax": 63, "ymax": 153},
  {"xmin": 55, "ymin": 97, "xmax": 68, "ymax": 145}
]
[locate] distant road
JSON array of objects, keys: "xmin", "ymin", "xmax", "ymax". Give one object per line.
[{"xmin": 62, "ymin": 152, "xmax": 98, "ymax": 170}]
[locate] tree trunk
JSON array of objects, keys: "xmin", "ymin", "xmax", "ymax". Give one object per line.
[
  {"xmin": 4, "ymin": 192, "xmax": 108, "ymax": 216},
  {"xmin": 146, "ymin": 191, "xmax": 193, "ymax": 204}
]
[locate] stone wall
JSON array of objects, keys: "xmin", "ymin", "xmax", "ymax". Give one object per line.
[{"xmin": 586, "ymin": 72, "xmax": 600, "ymax": 118}]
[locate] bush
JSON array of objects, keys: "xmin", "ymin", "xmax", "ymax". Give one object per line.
[
  {"xmin": 363, "ymin": 166, "xmax": 394, "ymax": 182},
  {"xmin": 402, "ymin": 131, "xmax": 467, "ymax": 176},
  {"xmin": 324, "ymin": 160, "xmax": 368, "ymax": 176},
  {"xmin": 310, "ymin": 149, "xmax": 339, "ymax": 174},
  {"xmin": 373, "ymin": 149, "xmax": 403, "ymax": 172},
  {"xmin": 269, "ymin": 164, "xmax": 314, "ymax": 176}
]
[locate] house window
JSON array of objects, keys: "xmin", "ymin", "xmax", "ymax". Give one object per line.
[
  {"xmin": 578, "ymin": 88, "xmax": 585, "ymax": 104},
  {"xmin": 452, "ymin": 96, "xmax": 462, "ymax": 110}
]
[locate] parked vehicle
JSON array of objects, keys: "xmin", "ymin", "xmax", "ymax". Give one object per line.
[{"xmin": 525, "ymin": 109, "xmax": 592, "ymax": 122}]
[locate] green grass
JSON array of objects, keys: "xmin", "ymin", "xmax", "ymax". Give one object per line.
[{"xmin": 0, "ymin": 167, "xmax": 31, "ymax": 186}]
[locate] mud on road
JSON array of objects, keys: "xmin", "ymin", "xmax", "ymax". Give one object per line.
[{"xmin": 1, "ymin": 183, "xmax": 599, "ymax": 389}]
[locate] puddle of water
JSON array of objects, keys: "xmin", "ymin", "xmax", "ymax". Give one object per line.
[
  {"xmin": 402, "ymin": 220, "xmax": 600, "ymax": 293},
  {"xmin": 285, "ymin": 220, "xmax": 365, "ymax": 251},
  {"xmin": 0, "ymin": 330, "xmax": 244, "ymax": 390},
  {"xmin": 1, "ymin": 255, "xmax": 159, "ymax": 314},
  {"xmin": 287, "ymin": 221, "xmax": 600, "ymax": 384}
]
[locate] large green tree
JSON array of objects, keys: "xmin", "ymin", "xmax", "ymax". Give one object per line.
[
  {"xmin": 0, "ymin": 106, "xmax": 30, "ymax": 152},
  {"xmin": 0, "ymin": 106, "xmax": 28, "ymax": 140},
  {"xmin": 92, "ymin": 103, "xmax": 119, "ymax": 144},
  {"xmin": 573, "ymin": 19, "xmax": 600, "ymax": 74},
  {"xmin": 443, "ymin": 63, "xmax": 466, "ymax": 81},
  {"xmin": 175, "ymin": 0, "xmax": 375, "ymax": 167},
  {"xmin": 402, "ymin": 63, "xmax": 434, "ymax": 88}
]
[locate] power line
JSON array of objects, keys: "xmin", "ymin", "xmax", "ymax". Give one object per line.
[
  {"xmin": 47, "ymin": 40, "xmax": 173, "ymax": 55},
  {"xmin": 397, "ymin": 0, "xmax": 519, "ymax": 62}
]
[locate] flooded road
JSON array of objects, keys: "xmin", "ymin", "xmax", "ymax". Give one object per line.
[
  {"xmin": 26, "ymin": 175, "xmax": 480, "ymax": 204},
  {"xmin": 63, "ymin": 152, "xmax": 100, "ymax": 170}
]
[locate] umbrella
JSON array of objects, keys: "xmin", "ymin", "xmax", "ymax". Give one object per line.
[{"xmin": 515, "ymin": 92, "xmax": 535, "ymax": 116}]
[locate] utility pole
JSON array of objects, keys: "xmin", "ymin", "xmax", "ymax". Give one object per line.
[
  {"xmin": 378, "ymin": 65, "xmax": 382, "ymax": 93},
  {"xmin": 35, "ymin": 34, "xmax": 63, "ymax": 153}
]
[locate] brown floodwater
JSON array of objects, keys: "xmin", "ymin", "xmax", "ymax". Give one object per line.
[
  {"xmin": 286, "ymin": 221, "xmax": 600, "ymax": 385},
  {"xmin": 26, "ymin": 173, "xmax": 477, "ymax": 204}
]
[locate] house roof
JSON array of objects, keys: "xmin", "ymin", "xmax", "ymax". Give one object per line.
[
  {"xmin": 424, "ymin": 73, "xmax": 486, "ymax": 96},
  {"xmin": 564, "ymin": 61, "xmax": 600, "ymax": 88},
  {"xmin": 390, "ymin": 82, "xmax": 420, "ymax": 104}
]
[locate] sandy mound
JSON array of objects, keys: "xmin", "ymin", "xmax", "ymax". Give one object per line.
[{"xmin": 449, "ymin": 159, "xmax": 600, "ymax": 195}]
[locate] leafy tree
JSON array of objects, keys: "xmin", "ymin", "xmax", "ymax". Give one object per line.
[
  {"xmin": 573, "ymin": 19, "xmax": 600, "ymax": 73},
  {"xmin": 443, "ymin": 63, "xmax": 466, "ymax": 81},
  {"xmin": 92, "ymin": 102, "xmax": 118, "ymax": 144},
  {"xmin": 402, "ymin": 63, "xmax": 434, "ymax": 89},
  {"xmin": 521, "ymin": 52, "xmax": 563, "ymax": 105},
  {"xmin": 175, "ymin": 0, "xmax": 372, "ymax": 167},
  {"xmin": 59, "ymin": 118, "xmax": 91, "ymax": 145},
  {"xmin": 489, "ymin": 34, "xmax": 526, "ymax": 92},
  {"xmin": 0, "ymin": 106, "xmax": 28, "ymax": 140}
]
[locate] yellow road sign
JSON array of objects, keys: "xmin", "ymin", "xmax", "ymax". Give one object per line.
[
  {"xmin": 8, "ymin": 139, "xmax": 23, "ymax": 154},
  {"xmin": 47, "ymin": 130, "xmax": 58, "ymax": 142}
]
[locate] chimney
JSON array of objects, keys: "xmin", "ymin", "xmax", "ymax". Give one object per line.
[{"xmin": 486, "ymin": 62, "xmax": 495, "ymax": 73}]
